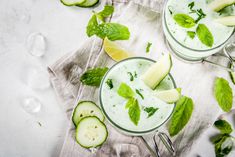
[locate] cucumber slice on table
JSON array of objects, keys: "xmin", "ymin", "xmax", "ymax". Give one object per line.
[
  {"xmin": 141, "ymin": 54, "xmax": 172, "ymax": 89},
  {"xmin": 61, "ymin": 0, "xmax": 86, "ymax": 6},
  {"xmin": 154, "ymin": 88, "xmax": 181, "ymax": 104},
  {"xmin": 209, "ymin": 0, "xmax": 235, "ymax": 12},
  {"xmin": 72, "ymin": 101, "xmax": 104, "ymax": 126},
  {"xmin": 215, "ymin": 16, "xmax": 235, "ymax": 26},
  {"xmin": 77, "ymin": 0, "xmax": 99, "ymax": 7},
  {"xmin": 76, "ymin": 116, "xmax": 108, "ymax": 148}
]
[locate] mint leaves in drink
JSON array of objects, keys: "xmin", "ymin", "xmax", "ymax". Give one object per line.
[
  {"xmin": 146, "ymin": 42, "xmax": 152, "ymax": 53},
  {"xmin": 80, "ymin": 67, "xmax": 109, "ymax": 86},
  {"xmin": 86, "ymin": 5, "xmax": 130, "ymax": 41},
  {"xmin": 135, "ymin": 89, "xmax": 144, "ymax": 99},
  {"xmin": 214, "ymin": 77, "xmax": 233, "ymax": 112},
  {"xmin": 168, "ymin": 96, "xmax": 194, "ymax": 136},
  {"xmin": 214, "ymin": 119, "xmax": 233, "ymax": 134},
  {"xmin": 144, "ymin": 107, "xmax": 159, "ymax": 118},
  {"xmin": 118, "ymin": 83, "xmax": 135, "ymax": 99},
  {"xmin": 187, "ymin": 31, "xmax": 196, "ymax": 39},
  {"xmin": 106, "ymin": 79, "xmax": 113, "ymax": 89},
  {"xmin": 173, "ymin": 14, "xmax": 196, "ymax": 28},
  {"xmin": 196, "ymin": 24, "xmax": 214, "ymax": 47},
  {"xmin": 128, "ymin": 98, "xmax": 141, "ymax": 125}
]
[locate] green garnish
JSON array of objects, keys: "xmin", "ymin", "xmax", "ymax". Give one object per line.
[
  {"xmin": 86, "ymin": 5, "xmax": 130, "ymax": 41},
  {"xmin": 187, "ymin": 31, "xmax": 196, "ymax": 39},
  {"xmin": 144, "ymin": 107, "xmax": 159, "ymax": 118},
  {"xmin": 125, "ymin": 97, "xmax": 135, "ymax": 109},
  {"xmin": 117, "ymin": 83, "xmax": 135, "ymax": 99},
  {"xmin": 213, "ymin": 134, "xmax": 234, "ymax": 157},
  {"xmin": 195, "ymin": 9, "xmax": 206, "ymax": 23},
  {"xmin": 196, "ymin": 24, "xmax": 214, "ymax": 47},
  {"xmin": 128, "ymin": 98, "xmax": 140, "ymax": 125},
  {"xmin": 80, "ymin": 67, "xmax": 109, "ymax": 86},
  {"xmin": 188, "ymin": 1, "xmax": 195, "ymax": 12},
  {"xmin": 173, "ymin": 14, "xmax": 196, "ymax": 28},
  {"xmin": 127, "ymin": 72, "xmax": 137, "ymax": 81},
  {"xmin": 135, "ymin": 89, "xmax": 144, "ymax": 99},
  {"xmin": 106, "ymin": 79, "xmax": 113, "ymax": 89},
  {"xmin": 214, "ymin": 119, "xmax": 233, "ymax": 134},
  {"xmin": 146, "ymin": 42, "xmax": 152, "ymax": 53},
  {"xmin": 168, "ymin": 6, "xmax": 173, "ymax": 15},
  {"xmin": 211, "ymin": 119, "xmax": 234, "ymax": 157},
  {"xmin": 168, "ymin": 96, "xmax": 194, "ymax": 136},
  {"xmin": 214, "ymin": 77, "xmax": 233, "ymax": 112}
]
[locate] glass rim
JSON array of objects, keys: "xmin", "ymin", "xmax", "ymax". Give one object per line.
[
  {"xmin": 163, "ymin": 0, "xmax": 235, "ymax": 52},
  {"xmin": 99, "ymin": 57, "xmax": 176, "ymax": 135}
]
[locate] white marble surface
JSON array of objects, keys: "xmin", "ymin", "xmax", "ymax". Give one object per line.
[{"xmin": 0, "ymin": 0, "xmax": 234, "ymax": 157}]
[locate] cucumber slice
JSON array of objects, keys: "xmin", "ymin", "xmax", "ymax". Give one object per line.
[
  {"xmin": 141, "ymin": 54, "xmax": 172, "ymax": 89},
  {"xmin": 72, "ymin": 101, "xmax": 104, "ymax": 126},
  {"xmin": 214, "ymin": 16, "xmax": 235, "ymax": 26},
  {"xmin": 76, "ymin": 116, "xmax": 108, "ymax": 148},
  {"xmin": 77, "ymin": 0, "xmax": 99, "ymax": 7},
  {"xmin": 229, "ymin": 64, "xmax": 235, "ymax": 84},
  {"xmin": 61, "ymin": 0, "xmax": 86, "ymax": 6},
  {"xmin": 209, "ymin": 0, "xmax": 235, "ymax": 12},
  {"xmin": 154, "ymin": 88, "xmax": 181, "ymax": 104}
]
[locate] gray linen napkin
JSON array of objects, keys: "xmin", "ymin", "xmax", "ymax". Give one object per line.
[{"xmin": 48, "ymin": 0, "xmax": 235, "ymax": 156}]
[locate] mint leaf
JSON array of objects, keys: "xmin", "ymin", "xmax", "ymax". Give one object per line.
[
  {"xmin": 187, "ymin": 31, "xmax": 196, "ymax": 39},
  {"xmin": 128, "ymin": 99, "xmax": 140, "ymax": 125},
  {"xmin": 214, "ymin": 77, "xmax": 233, "ymax": 112},
  {"xmin": 213, "ymin": 134, "xmax": 233, "ymax": 157},
  {"xmin": 214, "ymin": 119, "xmax": 233, "ymax": 134},
  {"xmin": 144, "ymin": 107, "xmax": 158, "ymax": 118},
  {"xmin": 135, "ymin": 89, "xmax": 144, "ymax": 99},
  {"xmin": 96, "ymin": 23, "xmax": 130, "ymax": 41},
  {"xmin": 118, "ymin": 83, "xmax": 135, "ymax": 99},
  {"xmin": 80, "ymin": 67, "xmax": 108, "ymax": 86},
  {"xmin": 96, "ymin": 5, "xmax": 114, "ymax": 21},
  {"xmin": 188, "ymin": 2, "xmax": 195, "ymax": 12},
  {"xmin": 146, "ymin": 42, "xmax": 152, "ymax": 53},
  {"xmin": 106, "ymin": 79, "xmax": 113, "ymax": 89},
  {"xmin": 195, "ymin": 9, "xmax": 206, "ymax": 23},
  {"xmin": 168, "ymin": 96, "xmax": 194, "ymax": 136},
  {"xmin": 128, "ymin": 72, "xmax": 134, "ymax": 81},
  {"xmin": 125, "ymin": 97, "xmax": 135, "ymax": 109},
  {"xmin": 86, "ymin": 15, "xmax": 99, "ymax": 37},
  {"xmin": 86, "ymin": 6, "xmax": 130, "ymax": 41},
  {"xmin": 173, "ymin": 14, "xmax": 195, "ymax": 28},
  {"xmin": 196, "ymin": 24, "xmax": 214, "ymax": 47}
]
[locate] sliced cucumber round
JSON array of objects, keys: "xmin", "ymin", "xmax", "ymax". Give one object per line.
[
  {"xmin": 77, "ymin": 0, "xmax": 99, "ymax": 7},
  {"xmin": 72, "ymin": 101, "xmax": 104, "ymax": 126},
  {"xmin": 229, "ymin": 64, "xmax": 235, "ymax": 84},
  {"xmin": 209, "ymin": 0, "xmax": 235, "ymax": 12},
  {"xmin": 76, "ymin": 116, "xmax": 108, "ymax": 148},
  {"xmin": 214, "ymin": 16, "xmax": 235, "ymax": 26},
  {"xmin": 141, "ymin": 54, "xmax": 172, "ymax": 89},
  {"xmin": 61, "ymin": 0, "xmax": 86, "ymax": 6},
  {"xmin": 154, "ymin": 88, "xmax": 181, "ymax": 104}
]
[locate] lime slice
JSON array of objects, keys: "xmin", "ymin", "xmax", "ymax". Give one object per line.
[
  {"xmin": 154, "ymin": 88, "xmax": 181, "ymax": 104},
  {"xmin": 103, "ymin": 38, "xmax": 133, "ymax": 62}
]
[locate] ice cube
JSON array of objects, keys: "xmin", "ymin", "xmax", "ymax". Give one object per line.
[
  {"xmin": 21, "ymin": 97, "xmax": 42, "ymax": 114},
  {"xmin": 26, "ymin": 32, "xmax": 46, "ymax": 57}
]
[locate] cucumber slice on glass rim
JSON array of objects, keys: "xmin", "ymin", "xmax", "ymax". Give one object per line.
[
  {"xmin": 72, "ymin": 101, "xmax": 104, "ymax": 126},
  {"xmin": 76, "ymin": 116, "xmax": 108, "ymax": 148},
  {"xmin": 141, "ymin": 54, "xmax": 172, "ymax": 89},
  {"xmin": 77, "ymin": 0, "xmax": 99, "ymax": 7},
  {"xmin": 61, "ymin": 0, "xmax": 86, "ymax": 6},
  {"xmin": 214, "ymin": 16, "xmax": 235, "ymax": 26},
  {"xmin": 154, "ymin": 88, "xmax": 181, "ymax": 104},
  {"xmin": 208, "ymin": 0, "xmax": 235, "ymax": 12}
]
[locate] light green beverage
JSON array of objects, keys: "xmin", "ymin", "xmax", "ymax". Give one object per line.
[{"xmin": 99, "ymin": 57, "xmax": 175, "ymax": 135}]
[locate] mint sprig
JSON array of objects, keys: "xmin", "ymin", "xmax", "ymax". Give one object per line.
[
  {"xmin": 117, "ymin": 83, "xmax": 135, "ymax": 99},
  {"xmin": 196, "ymin": 24, "xmax": 214, "ymax": 47},
  {"xmin": 86, "ymin": 5, "xmax": 130, "ymax": 41},
  {"xmin": 214, "ymin": 119, "xmax": 233, "ymax": 134},
  {"xmin": 173, "ymin": 14, "xmax": 196, "ymax": 28},
  {"xmin": 144, "ymin": 107, "xmax": 158, "ymax": 118}
]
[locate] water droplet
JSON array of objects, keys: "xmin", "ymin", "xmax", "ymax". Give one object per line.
[
  {"xmin": 26, "ymin": 66, "xmax": 50, "ymax": 90},
  {"xmin": 68, "ymin": 64, "xmax": 83, "ymax": 84},
  {"xmin": 21, "ymin": 97, "xmax": 42, "ymax": 114},
  {"xmin": 26, "ymin": 32, "xmax": 46, "ymax": 57}
]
